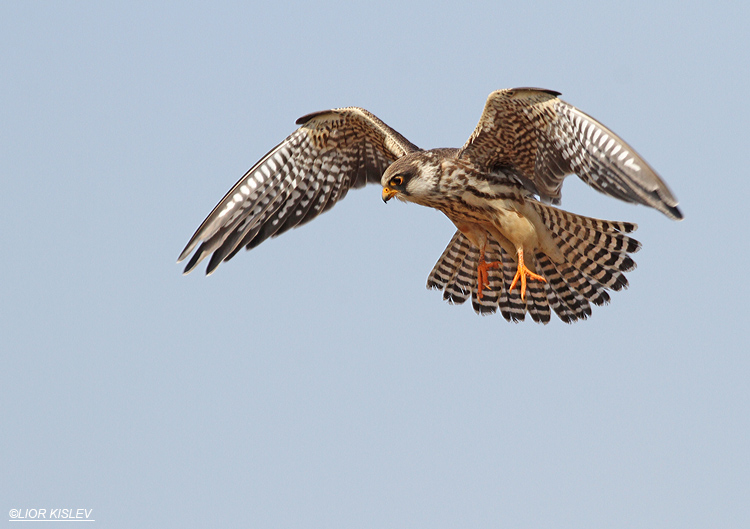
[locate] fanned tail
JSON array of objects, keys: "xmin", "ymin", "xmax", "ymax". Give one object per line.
[{"xmin": 426, "ymin": 203, "xmax": 641, "ymax": 323}]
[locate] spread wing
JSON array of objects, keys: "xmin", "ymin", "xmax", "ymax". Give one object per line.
[
  {"xmin": 178, "ymin": 107, "xmax": 419, "ymax": 274},
  {"xmin": 458, "ymin": 88, "xmax": 682, "ymax": 219}
]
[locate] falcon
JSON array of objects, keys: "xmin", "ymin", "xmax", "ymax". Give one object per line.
[{"xmin": 179, "ymin": 88, "xmax": 682, "ymax": 323}]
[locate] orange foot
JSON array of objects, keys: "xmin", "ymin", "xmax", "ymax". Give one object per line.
[
  {"xmin": 477, "ymin": 246, "xmax": 500, "ymax": 300},
  {"xmin": 509, "ymin": 248, "xmax": 546, "ymax": 301}
]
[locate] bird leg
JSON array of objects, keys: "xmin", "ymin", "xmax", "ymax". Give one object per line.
[
  {"xmin": 508, "ymin": 247, "xmax": 546, "ymax": 301},
  {"xmin": 477, "ymin": 244, "xmax": 501, "ymax": 300}
]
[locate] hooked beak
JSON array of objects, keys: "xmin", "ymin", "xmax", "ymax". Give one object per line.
[{"xmin": 382, "ymin": 187, "xmax": 398, "ymax": 203}]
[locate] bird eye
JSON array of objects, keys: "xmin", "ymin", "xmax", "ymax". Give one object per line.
[{"xmin": 390, "ymin": 176, "xmax": 404, "ymax": 187}]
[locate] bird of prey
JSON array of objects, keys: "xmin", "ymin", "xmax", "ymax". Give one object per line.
[{"xmin": 178, "ymin": 88, "xmax": 682, "ymax": 323}]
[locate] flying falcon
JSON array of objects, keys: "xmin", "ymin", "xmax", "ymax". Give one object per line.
[{"xmin": 178, "ymin": 88, "xmax": 682, "ymax": 323}]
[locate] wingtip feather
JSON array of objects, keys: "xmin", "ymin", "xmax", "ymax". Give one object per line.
[
  {"xmin": 668, "ymin": 204, "xmax": 684, "ymax": 221},
  {"xmin": 177, "ymin": 246, "xmax": 192, "ymax": 264}
]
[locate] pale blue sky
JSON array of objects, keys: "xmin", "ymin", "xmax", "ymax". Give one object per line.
[{"xmin": 2, "ymin": 1, "xmax": 748, "ymax": 527}]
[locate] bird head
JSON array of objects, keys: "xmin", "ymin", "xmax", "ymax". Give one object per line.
[{"xmin": 381, "ymin": 152, "xmax": 439, "ymax": 204}]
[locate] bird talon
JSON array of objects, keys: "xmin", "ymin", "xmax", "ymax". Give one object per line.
[
  {"xmin": 477, "ymin": 247, "xmax": 500, "ymax": 300},
  {"xmin": 508, "ymin": 248, "xmax": 546, "ymax": 301}
]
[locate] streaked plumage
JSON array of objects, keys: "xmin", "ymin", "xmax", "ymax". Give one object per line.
[{"xmin": 179, "ymin": 88, "xmax": 682, "ymax": 323}]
